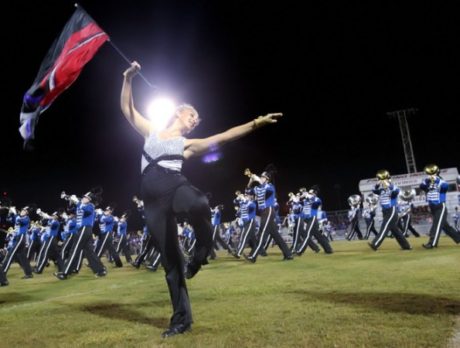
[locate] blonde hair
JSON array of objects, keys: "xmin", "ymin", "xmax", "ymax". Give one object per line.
[
  {"xmin": 169, "ymin": 104, "xmax": 200, "ymax": 132},
  {"xmin": 176, "ymin": 104, "xmax": 199, "ymax": 120}
]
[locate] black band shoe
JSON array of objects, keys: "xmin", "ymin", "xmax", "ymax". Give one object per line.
[{"xmin": 161, "ymin": 323, "xmax": 191, "ymax": 338}]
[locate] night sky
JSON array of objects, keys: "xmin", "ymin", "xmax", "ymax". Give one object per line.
[{"xmin": 1, "ymin": 1, "xmax": 459, "ymax": 223}]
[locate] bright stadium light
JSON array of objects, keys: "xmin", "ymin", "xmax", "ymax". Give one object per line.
[{"xmin": 147, "ymin": 97, "xmax": 176, "ymax": 130}]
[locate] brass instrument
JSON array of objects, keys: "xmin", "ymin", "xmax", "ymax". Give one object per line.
[
  {"xmin": 61, "ymin": 191, "xmax": 79, "ymax": 204},
  {"xmin": 365, "ymin": 193, "xmax": 379, "ymax": 205},
  {"xmin": 376, "ymin": 169, "xmax": 390, "ymax": 181},
  {"xmin": 400, "ymin": 188, "xmax": 416, "ymax": 202},
  {"xmin": 424, "ymin": 164, "xmax": 439, "ymax": 176},
  {"xmin": 132, "ymin": 195, "xmax": 144, "ymax": 208},
  {"xmin": 347, "ymin": 194, "xmax": 361, "ymax": 207}
]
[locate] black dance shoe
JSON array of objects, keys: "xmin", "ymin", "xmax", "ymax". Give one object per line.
[
  {"xmin": 422, "ymin": 243, "xmax": 434, "ymax": 249},
  {"xmin": 161, "ymin": 323, "xmax": 191, "ymax": 338},
  {"xmin": 95, "ymin": 270, "xmax": 107, "ymax": 278},
  {"xmin": 184, "ymin": 261, "xmax": 201, "ymax": 279},
  {"xmin": 21, "ymin": 274, "xmax": 33, "ymax": 279},
  {"xmin": 0, "ymin": 280, "xmax": 9, "ymax": 287},
  {"xmin": 283, "ymin": 255, "xmax": 294, "ymax": 261},
  {"xmin": 368, "ymin": 242, "xmax": 378, "ymax": 251},
  {"xmin": 243, "ymin": 253, "xmax": 256, "ymax": 263},
  {"xmin": 54, "ymin": 272, "xmax": 67, "ymax": 280}
]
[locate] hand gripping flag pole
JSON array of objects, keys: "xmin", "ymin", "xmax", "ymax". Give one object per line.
[{"xmin": 19, "ymin": 3, "xmax": 155, "ymax": 150}]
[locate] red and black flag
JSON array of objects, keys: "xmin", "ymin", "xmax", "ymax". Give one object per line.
[{"xmin": 19, "ymin": 6, "xmax": 109, "ymax": 148}]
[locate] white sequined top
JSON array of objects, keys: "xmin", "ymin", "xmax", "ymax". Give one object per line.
[{"xmin": 141, "ymin": 132, "xmax": 185, "ymax": 173}]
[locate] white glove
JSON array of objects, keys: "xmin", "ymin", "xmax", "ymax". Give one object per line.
[{"xmin": 70, "ymin": 195, "xmax": 79, "ymax": 204}]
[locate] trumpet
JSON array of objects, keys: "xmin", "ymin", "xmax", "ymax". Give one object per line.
[
  {"xmin": 36, "ymin": 208, "xmax": 51, "ymax": 219},
  {"xmin": 132, "ymin": 195, "xmax": 144, "ymax": 208},
  {"xmin": 61, "ymin": 191, "xmax": 79, "ymax": 204},
  {"xmin": 244, "ymin": 168, "xmax": 252, "ymax": 178}
]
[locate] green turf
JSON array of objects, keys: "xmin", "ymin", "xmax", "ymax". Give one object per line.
[{"xmin": 1, "ymin": 237, "xmax": 459, "ymax": 347}]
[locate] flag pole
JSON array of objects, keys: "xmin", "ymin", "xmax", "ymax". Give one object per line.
[{"xmin": 74, "ymin": 3, "xmax": 156, "ymax": 89}]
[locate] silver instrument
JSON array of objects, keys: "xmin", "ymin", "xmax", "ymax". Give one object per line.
[
  {"xmin": 399, "ymin": 188, "xmax": 416, "ymax": 202},
  {"xmin": 365, "ymin": 193, "xmax": 379, "ymax": 205},
  {"xmin": 347, "ymin": 194, "xmax": 361, "ymax": 207}
]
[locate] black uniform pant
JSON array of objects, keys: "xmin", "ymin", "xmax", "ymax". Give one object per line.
[
  {"xmin": 248, "ymin": 207, "xmax": 292, "ymax": 260},
  {"xmin": 364, "ymin": 219, "xmax": 378, "ymax": 239},
  {"xmin": 61, "ymin": 234, "xmax": 75, "ymax": 260},
  {"xmin": 0, "ymin": 235, "xmax": 32, "ymax": 282},
  {"xmin": 291, "ymin": 217, "xmax": 320, "ymax": 253},
  {"xmin": 427, "ymin": 203, "xmax": 460, "ymax": 247},
  {"xmin": 370, "ymin": 207, "xmax": 411, "ymax": 250},
  {"xmin": 35, "ymin": 236, "xmax": 64, "ymax": 273},
  {"xmin": 209, "ymin": 224, "xmax": 230, "ymax": 259},
  {"xmin": 62, "ymin": 226, "xmax": 105, "ymax": 276},
  {"xmin": 96, "ymin": 233, "xmax": 123, "ymax": 267},
  {"xmin": 141, "ymin": 165, "xmax": 213, "ymax": 328},
  {"xmin": 27, "ymin": 239, "xmax": 42, "ymax": 262},
  {"xmin": 236, "ymin": 219, "xmax": 257, "ymax": 257},
  {"xmin": 398, "ymin": 215, "xmax": 420, "ymax": 237},
  {"xmin": 346, "ymin": 217, "xmax": 363, "ymax": 240},
  {"xmin": 116, "ymin": 235, "xmax": 132, "ymax": 263},
  {"xmin": 297, "ymin": 216, "xmax": 333, "ymax": 254}
]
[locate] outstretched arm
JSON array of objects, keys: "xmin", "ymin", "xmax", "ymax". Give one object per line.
[
  {"xmin": 184, "ymin": 113, "xmax": 282, "ymax": 158},
  {"xmin": 120, "ymin": 61, "xmax": 152, "ymax": 137}
]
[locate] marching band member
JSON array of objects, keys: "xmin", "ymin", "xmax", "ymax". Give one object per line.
[
  {"xmin": 95, "ymin": 206, "xmax": 123, "ymax": 267},
  {"xmin": 233, "ymin": 189, "xmax": 257, "ymax": 258},
  {"xmin": 243, "ymin": 169, "xmax": 293, "ymax": 263},
  {"xmin": 397, "ymin": 189, "xmax": 420, "ymax": 238},
  {"xmin": 453, "ymin": 207, "xmax": 459, "ymax": 231},
  {"xmin": 346, "ymin": 195, "xmax": 364, "ymax": 240},
  {"xmin": 368, "ymin": 170, "xmax": 411, "ymax": 251},
  {"xmin": 54, "ymin": 189, "xmax": 107, "ymax": 280},
  {"xmin": 295, "ymin": 186, "xmax": 333, "ymax": 255},
  {"xmin": 60, "ymin": 209, "xmax": 78, "ymax": 262},
  {"xmin": 116, "ymin": 212, "xmax": 133, "ymax": 264},
  {"xmin": 27, "ymin": 221, "xmax": 43, "ymax": 262},
  {"xmin": 0, "ymin": 206, "xmax": 33, "ymax": 286},
  {"xmin": 363, "ymin": 194, "xmax": 379, "ymax": 239},
  {"xmin": 419, "ymin": 164, "xmax": 460, "ymax": 248},
  {"xmin": 34, "ymin": 210, "xmax": 64, "ymax": 274},
  {"xmin": 288, "ymin": 190, "xmax": 320, "ymax": 253},
  {"xmin": 209, "ymin": 204, "xmax": 231, "ymax": 259}
]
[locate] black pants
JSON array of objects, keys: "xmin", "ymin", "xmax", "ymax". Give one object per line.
[
  {"xmin": 0, "ymin": 234, "xmax": 32, "ymax": 283},
  {"xmin": 370, "ymin": 207, "xmax": 411, "ymax": 250},
  {"xmin": 427, "ymin": 203, "xmax": 460, "ymax": 247},
  {"xmin": 141, "ymin": 165, "xmax": 213, "ymax": 328},
  {"xmin": 346, "ymin": 217, "xmax": 363, "ymax": 240},
  {"xmin": 364, "ymin": 219, "xmax": 378, "ymax": 239},
  {"xmin": 209, "ymin": 224, "xmax": 230, "ymax": 259},
  {"xmin": 62, "ymin": 226, "xmax": 105, "ymax": 276},
  {"xmin": 35, "ymin": 236, "xmax": 64, "ymax": 273},
  {"xmin": 27, "ymin": 238, "xmax": 42, "ymax": 262},
  {"xmin": 116, "ymin": 235, "xmax": 132, "ymax": 263},
  {"xmin": 236, "ymin": 219, "xmax": 257, "ymax": 257},
  {"xmin": 248, "ymin": 207, "xmax": 292, "ymax": 260},
  {"xmin": 297, "ymin": 216, "xmax": 333, "ymax": 254},
  {"xmin": 96, "ymin": 233, "xmax": 123, "ymax": 267},
  {"xmin": 291, "ymin": 217, "xmax": 320, "ymax": 253},
  {"xmin": 398, "ymin": 215, "xmax": 420, "ymax": 237}
]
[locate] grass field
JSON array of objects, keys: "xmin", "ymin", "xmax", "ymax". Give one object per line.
[{"xmin": 1, "ymin": 237, "xmax": 460, "ymax": 347}]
